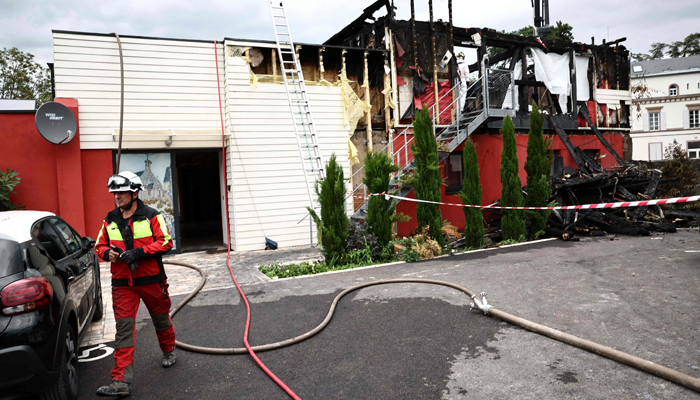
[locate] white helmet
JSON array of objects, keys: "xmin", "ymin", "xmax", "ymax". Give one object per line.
[{"xmin": 107, "ymin": 171, "xmax": 143, "ymax": 193}]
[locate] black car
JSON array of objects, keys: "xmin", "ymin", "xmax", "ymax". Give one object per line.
[{"xmin": 0, "ymin": 211, "xmax": 103, "ymax": 400}]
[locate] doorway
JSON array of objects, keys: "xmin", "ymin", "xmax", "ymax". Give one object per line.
[{"xmin": 175, "ymin": 151, "xmax": 224, "ymax": 252}]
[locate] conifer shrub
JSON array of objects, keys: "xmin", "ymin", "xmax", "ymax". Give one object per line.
[
  {"xmin": 524, "ymin": 103, "xmax": 553, "ymax": 237},
  {"xmin": 411, "ymin": 106, "xmax": 445, "ymax": 246},
  {"xmin": 500, "ymin": 114, "xmax": 526, "ymax": 241},
  {"xmin": 363, "ymin": 150, "xmax": 399, "ymax": 251},
  {"xmin": 458, "ymin": 139, "xmax": 484, "ymax": 248},
  {"xmin": 307, "ymin": 154, "xmax": 348, "ymax": 264}
]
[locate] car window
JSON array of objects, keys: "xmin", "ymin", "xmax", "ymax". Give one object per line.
[
  {"xmin": 0, "ymin": 238, "xmax": 22, "ymax": 278},
  {"xmin": 32, "ymin": 220, "xmax": 68, "ymax": 260},
  {"xmin": 51, "ymin": 218, "xmax": 82, "ymax": 256}
]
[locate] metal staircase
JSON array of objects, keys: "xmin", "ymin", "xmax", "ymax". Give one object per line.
[
  {"xmin": 349, "ymin": 77, "xmax": 491, "ymax": 220},
  {"xmin": 268, "ymin": 1, "xmax": 325, "ymax": 210}
]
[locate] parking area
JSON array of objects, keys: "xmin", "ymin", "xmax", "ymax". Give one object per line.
[{"xmin": 76, "ymin": 230, "xmax": 700, "ymax": 399}]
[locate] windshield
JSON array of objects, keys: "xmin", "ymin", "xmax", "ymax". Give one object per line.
[{"xmin": 0, "ymin": 239, "xmax": 22, "ymax": 278}]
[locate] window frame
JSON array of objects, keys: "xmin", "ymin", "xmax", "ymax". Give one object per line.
[
  {"xmin": 669, "ymin": 84, "xmax": 678, "ymax": 96},
  {"xmin": 444, "ymin": 151, "xmax": 464, "ymax": 195},
  {"xmin": 689, "ymin": 109, "xmax": 700, "ymax": 129},
  {"xmin": 649, "ymin": 142, "xmax": 663, "ymax": 161},
  {"xmin": 687, "ymin": 141, "xmax": 700, "ymax": 159},
  {"xmin": 649, "ymin": 112, "xmax": 660, "ymax": 131}
]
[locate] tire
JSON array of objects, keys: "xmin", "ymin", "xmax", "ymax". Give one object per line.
[
  {"xmin": 92, "ymin": 289, "xmax": 104, "ymax": 322},
  {"xmin": 40, "ymin": 325, "xmax": 79, "ymax": 400}
]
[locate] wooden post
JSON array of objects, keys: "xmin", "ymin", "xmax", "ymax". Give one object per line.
[
  {"xmin": 364, "ymin": 51, "xmax": 373, "ymax": 151},
  {"xmin": 410, "ymin": 0, "xmax": 418, "ymax": 69},
  {"xmin": 271, "ymin": 48, "xmax": 277, "ymax": 80},
  {"xmin": 569, "ymin": 49, "xmax": 577, "ymax": 115},
  {"xmin": 429, "ymin": 0, "xmax": 439, "ymax": 120},
  {"xmin": 448, "ymin": 0, "xmax": 455, "ymax": 123},
  {"xmin": 519, "ymin": 48, "xmax": 528, "ymax": 113},
  {"xmin": 319, "ymin": 47, "xmax": 325, "ymax": 81}
]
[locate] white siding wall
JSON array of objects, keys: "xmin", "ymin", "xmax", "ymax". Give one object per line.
[
  {"xmin": 52, "ymin": 32, "xmax": 353, "ymax": 252},
  {"xmin": 53, "ymin": 32, "xmax": 226, "ymax": 150},
  {"xmin": 225, "ymin": 55, "xmax": 352, "ymax": 251}
]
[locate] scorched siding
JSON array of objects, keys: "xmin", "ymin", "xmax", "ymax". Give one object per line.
[{"xmin": 225, "ymin": 55, "xmax": 352, "ymax": 251}]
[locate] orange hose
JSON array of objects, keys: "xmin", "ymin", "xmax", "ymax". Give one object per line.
[{"xmin": 214, "ymin": 40, "xmax": 302, "ymax": 400}]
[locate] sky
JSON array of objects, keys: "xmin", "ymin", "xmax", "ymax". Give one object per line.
[{"xmin": 1, "ymin": 0, "xmax": 698, "ymax": 68}]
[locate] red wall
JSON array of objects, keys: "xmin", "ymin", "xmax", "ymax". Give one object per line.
[
  {"xmin": 0, "ymin": 99, "xmax": 113, "ymax": 238},
  {"xmin": 395, "ymin": 131, "xmax": 625, "ymax": 237},
  {"xmin": 81, "ymin": 150, "xmax": 115, "ymax": 238},
  {"xmin": 0, "ymin": 113, "xmax": 61, "ymax": 214}
]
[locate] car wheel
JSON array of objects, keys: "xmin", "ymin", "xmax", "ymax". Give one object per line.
[
  {"xmin": 40, "ymin": 325, "xmax": 79, "ymax": 400},
  {"xmin": 92, "ymin": 289, "xmax": 104, "ymax": 321}
]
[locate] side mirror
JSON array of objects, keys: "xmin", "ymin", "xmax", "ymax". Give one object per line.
[{"xmin": 82, "ymin": 237, "xmax": 96, "ymax": 253}]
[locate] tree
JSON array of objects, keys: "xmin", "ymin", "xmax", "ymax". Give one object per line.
[
  {"xmin": 0, "ymin": 47, "xmax": 52, "ymax": 105},
  {"xmin": 458, "ymin": 139, "xmax": 484, "ymax": 249},
  {"xmin": 500, "ymin": 114, "xmax": 526, "ymax": 241},
  {"xmin": 511, "ymin": 21, "xmax": 573, "ymax": 41},
  {"xmin": 411, "ymin": 106, "xmax": 444, "ymax": 246},
  {"xmin": 633, "ymin": 33, "xmax": 700, "ymax": 61},
  {"xmin": 307, "ymin": 154, "xmax": 348, "ymax": 264},
  {"xmin": 523, "ymin": 103, "xmax": 552, "ymax": 238},
  {"xmin": 363, "ymin": 150, "xmax": 398, "ymax": 251}
]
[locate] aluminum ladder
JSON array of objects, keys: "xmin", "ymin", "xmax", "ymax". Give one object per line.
[{"xmin": 268, "ymin": 1, "xmax": 325, "ymax": 212}]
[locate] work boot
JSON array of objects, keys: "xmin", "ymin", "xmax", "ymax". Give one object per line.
[
  {"xmin": 96, "ymin": 380, "xmax": 131, "ymax": 397},
  {"xmin": 162, "ymin": 351, "xmax": 177, "ymax": 368}
]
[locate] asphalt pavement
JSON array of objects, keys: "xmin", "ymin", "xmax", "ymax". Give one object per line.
[{"xmin": 75, "ymin": 230, "xmax": 700, "ymax": 399}]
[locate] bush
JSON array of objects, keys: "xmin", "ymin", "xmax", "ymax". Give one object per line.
[
  {"xmin": 0, "ymin": 169, "xmax": 24, "ymax": 211},
  {"xmin": 661, "ymin": 140, "xmax": 700, "ymax": 198},
  {"xmin": 362, "ymin": 151, "xmax": 399, "ymax": 250},
  {"xmin": 307, "ymin": 154, "xmax": 349, "ymax": 263},
  {"xmin": 459, "ymin": 139, "xmax": 484, "ymax": 249},
  {"xmin": 500, "ymin": 115, "xmax": 526, "ymax": 240},
  {"xmin": 411, "ymin": 226, "xmax": 442, "ymax": 260},
  {"xmin": 346, "ymin": 221, "xmax": 381, "ymax": 260},
  {"xmin": 411, "ymin": 107, "xmax": 445, "ymax": 246},
  {"xmin": 524, "ymin": 103, "xmax": 552, "ymax": 238}
]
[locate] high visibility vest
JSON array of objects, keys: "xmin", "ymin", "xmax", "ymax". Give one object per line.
[{"xmin": 95, "ymin": 199, "xmax": 173, "ymax": 286}]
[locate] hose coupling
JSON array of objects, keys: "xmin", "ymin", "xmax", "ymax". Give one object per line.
[{"xmin": 470, "ymin": 292, "xmax": 494, "ymax": 315}]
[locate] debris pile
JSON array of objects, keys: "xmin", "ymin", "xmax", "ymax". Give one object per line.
[{"xmin": 545, "ymin": 109, "xmax": 699, "ymax": 240}]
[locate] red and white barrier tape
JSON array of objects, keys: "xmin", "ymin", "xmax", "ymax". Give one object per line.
[{"xmin": 361, "ymin": 193, "xmax": 700, "ymax": 211}]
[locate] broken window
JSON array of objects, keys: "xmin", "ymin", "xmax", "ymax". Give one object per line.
[
  {"xmin": 444, "ymin": 152, "xmax": 463, "ymax": 194},
  {"xmin": 649, "ymin": 112, "xmax": 660, "ymax": 131}
]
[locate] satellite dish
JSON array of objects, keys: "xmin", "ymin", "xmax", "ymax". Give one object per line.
[{"xmin": 35, "ymin": 102, "xmax": 77, "ymax": 145}]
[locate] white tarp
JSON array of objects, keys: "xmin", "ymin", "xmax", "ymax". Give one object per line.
[
  {"xmin": 575, "ymin": 55, "xmax": 591, "ymax": 101},
  {"xmin": 531, "ymin": 48, "xmax": 571, "ymax": 112},
  {"xmin": 501, "ymin": 62, "xmax": 522, "ymax": 111}
]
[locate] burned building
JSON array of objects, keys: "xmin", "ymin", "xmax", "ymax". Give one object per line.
[{"xmin": 326, "ymin": 0, "xmax": 634, "ymax": 236}]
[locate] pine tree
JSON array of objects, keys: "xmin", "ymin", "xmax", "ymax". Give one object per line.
[
  {"xmin": 458, "ymin": 139, "xmax": 484, "ymax": 248},
  {"xmin": 500, "ymin": 114, "xmax": 526, "ymax": 241},
  {"xmin": 363, "ymin": 150, "xmax": 399, "ymax": 251},
  {"xmin": 524, "ymin": 103, "xmax": 552, "ymax": 238},
  {"xmin": 307, "ymin": 154, "xmax": 348, "ymax": 263},
  {"xmin": 411, "ymin": 106, "xmax": 445, "ymax": 246}
]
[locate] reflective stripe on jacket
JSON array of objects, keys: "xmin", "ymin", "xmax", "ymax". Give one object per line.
[{"xmin": 95, "ymin": 198, "xmax": 173, "ymax": 286}]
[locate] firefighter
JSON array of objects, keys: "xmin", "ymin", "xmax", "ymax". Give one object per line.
[{"xmin": 94, "ymin": 171, "xmax": 176, "ymax": 397}]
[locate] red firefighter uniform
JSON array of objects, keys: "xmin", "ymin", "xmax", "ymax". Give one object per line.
[{"xmin": 95, "ymin": 198, "xmax": 174, "ymax": 383}]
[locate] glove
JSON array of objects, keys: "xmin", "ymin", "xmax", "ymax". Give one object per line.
[{"xmin": 120, "ymin": 248, "xmax": 145, "ymax": 266}]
